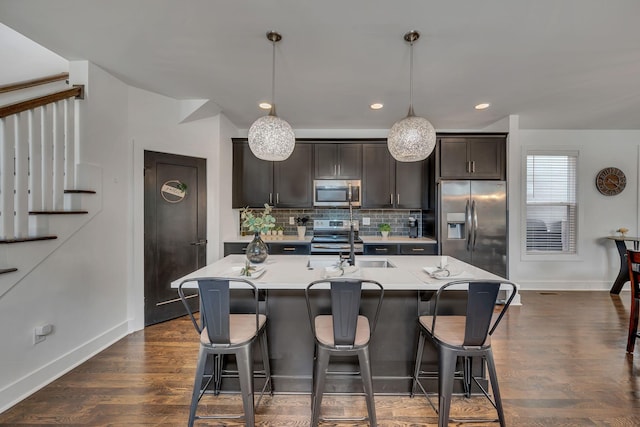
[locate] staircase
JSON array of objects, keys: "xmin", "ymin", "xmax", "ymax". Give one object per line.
[{"xmin": 0, "ymin": 73, "xmax": 102, "ymax": 298}]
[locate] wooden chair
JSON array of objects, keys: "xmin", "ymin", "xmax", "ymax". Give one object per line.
[
  {"xmin": 305, "ymin": 278, "xmax": 384, "ymax": 426},
  {"xmin": 411, "ymin": 280, "xmax": 517, "ymax": 427},
  {"xmin": 178, "ymin": 277, "xmax": 272, "ymax": 427},
  {"xmin": 626, "ymin": 250, "xmax": 640, "ymax": 353}
]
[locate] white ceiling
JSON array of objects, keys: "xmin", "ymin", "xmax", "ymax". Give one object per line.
[{"xmin": 1, "ymin": 0, "xmax": 639, "ymax": 131}]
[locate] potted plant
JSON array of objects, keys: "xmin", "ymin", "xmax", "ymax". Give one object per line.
[
  {"xmin": 240, "ymin": 204, "xmax": 276, "ymax": 263},
  {"xmin": 274, "ymin": 225, "xmax": 284, "ymax": 239},
  {"xmin": 296, "ymin": 216, "xmax": 310, "ymax": 240},
  {"xmin": 378, "ymin": 223, "xmax": 391, "ymax": 240}
]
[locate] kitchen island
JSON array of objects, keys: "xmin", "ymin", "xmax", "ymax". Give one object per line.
[{"xmin": 171, "ymin": 254, "xmax": 517, "ymax": 394}]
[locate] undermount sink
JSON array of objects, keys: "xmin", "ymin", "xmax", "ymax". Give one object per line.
[{"xmin": 306, "ymin": 257, "xmax": 396, "ymax": 269}]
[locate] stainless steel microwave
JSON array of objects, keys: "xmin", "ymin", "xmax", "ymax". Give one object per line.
[{"xmin": 313, "ymin": 180, "xmax": 361, "ymax": 207}]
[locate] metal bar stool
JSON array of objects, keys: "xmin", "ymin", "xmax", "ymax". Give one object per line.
[
  {"xmin": 305, "ymin": 278, "xmax": 384, "ymax": 426},
  {"xmin": 411, "ymin": 280, "xmax": 517, "ymax": 427},
  {"xmin": 178, "ymin": 277, "xmax": 272, "ymax": 427}
]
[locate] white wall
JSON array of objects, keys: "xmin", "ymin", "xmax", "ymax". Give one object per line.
[
  {"xmin": 0, "ymin": 60, "xmax": 132, "ymax": 411},
  {"xmin": 507, "ymin": 127, "xmax": 640, "ymax": 290},
  {"xmin": 129, "ymin": 87, "xmax": 237, "ymax": 330},
  {"xmin": 0, "ymin": 24, "xmax": 238, "ymax": 409}
]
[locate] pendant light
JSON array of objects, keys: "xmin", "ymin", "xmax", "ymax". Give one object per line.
[
  {"xmin": 387, "ymin": 31, "xmax": 436, "ymax": 162},
  {"xmin": 248, "ymin": 31, "xmax": 295, "ymax": 161}
]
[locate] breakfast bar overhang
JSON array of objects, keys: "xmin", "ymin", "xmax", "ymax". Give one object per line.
[{"xmin": 171, "ymin": 255, "xmax": 518, "ymax": 394}]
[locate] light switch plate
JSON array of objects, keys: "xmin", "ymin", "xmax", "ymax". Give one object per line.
[
  {"xmin": 363, "ymin": 217, "xmax": 370, "ymax": 225},
  {"xmin": 289, "ymin": 217, "xmax": 295, "ymax": 225}
]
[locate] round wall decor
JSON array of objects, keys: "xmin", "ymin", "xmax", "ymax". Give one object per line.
[
  {"xmin": 160, "ymin": 180, "xmax": 187, "ymax": 203},
  {"xmin": 595, "ymin": 167, "xmax": 626, "ymax": 196}
]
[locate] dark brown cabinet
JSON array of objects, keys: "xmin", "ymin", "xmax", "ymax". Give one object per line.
[
  {"xmin": 233, "ymin": 142, "xmax": 313, "ymax": 208},
  {"xmin": 439, "ymin": 136, "xmax": 505, "ymax": 180},
  {"xmin": 362, "ymin": 144, "xmax": 424, "ymax": 209},
  {"xmin": 314, "ymin": 143, "xmax": 362, "ymax": 179},
  {"xmin": 363, "ymin": 242, "xmax": 437, "ymax": 255},
  {"xmin": 224, "ymin": 241, "xmax": 310, "ymax": 256}
]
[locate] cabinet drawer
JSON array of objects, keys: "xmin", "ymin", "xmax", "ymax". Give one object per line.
[
  {"xmin": 399, "ymin": 244, "xmax": 437, "ymax": 255},
  {"xmin": 224, "ymin": 242, "xmax": 250, "ymax": 256},
  {"xmin": 364, "ymin": 244, "xmax": 398, "ymax": 255},
  {"xmin": 268, "ymin": 243, "xmax": 310, "ymax": 255}
]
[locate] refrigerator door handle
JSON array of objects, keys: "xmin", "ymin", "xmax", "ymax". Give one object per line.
[
  {"xmin": 471, "ymin": 199, "xmax": 478, "ymax": 250},
  {"xmin": 465, "ymin": 199, "xmax": 471, "ymax": 251}
]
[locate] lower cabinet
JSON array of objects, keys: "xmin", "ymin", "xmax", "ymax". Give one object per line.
[
  {"xmin": 364, "ymin": 243, "xmax": 437, "ymax": 256},
  {"xmin": 224, "ymin": 242, "xmax": 310, "ymax": 256}
]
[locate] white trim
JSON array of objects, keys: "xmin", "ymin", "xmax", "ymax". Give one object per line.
[{"xmin": 0, "ymin": 321, "xmax": 129, "ymax": 413}]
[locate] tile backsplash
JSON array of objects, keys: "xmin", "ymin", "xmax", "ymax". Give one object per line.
[{"xmin": 239, "ymin": 208, "xmax": 423, "ymax": 237}]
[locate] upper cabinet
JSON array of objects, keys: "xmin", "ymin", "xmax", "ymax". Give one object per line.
[
  {"xmin": 439, "ymin": 135, "xmax": 506, "ymax": 180},
  {"xmin": 314, "ymin": 143, "xmax": 362, "ymax": 179},
  {"xmin": 233, "ymin": 141, "xmax": 313, "ymax": 208},
  {"xmin": 362, "ymin": 144, "xmax": 424, "ymax": 209}
]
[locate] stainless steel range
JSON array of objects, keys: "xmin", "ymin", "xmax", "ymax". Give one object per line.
[{"xmin": 310, "ymin": 220, "xmax": 363, "ymax": 254}]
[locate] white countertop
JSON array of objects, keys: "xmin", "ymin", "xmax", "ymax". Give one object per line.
[{"xmin": 171, "ymin": 254, "xmax": 507, "ymax": 292}]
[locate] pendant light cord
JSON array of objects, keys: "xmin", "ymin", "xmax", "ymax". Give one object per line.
[
  {"xmin": 270, "ymin": 38, "xmax": 277, "ymax": 116},
  {"xmin": 409, "ymin": 37, "xmax": 414, "ymax": 112}
]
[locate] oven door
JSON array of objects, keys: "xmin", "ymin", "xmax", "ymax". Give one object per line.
[
  {"xmin": 310, "ymin": 243, "xmax": 364, "ymax": 254},
  {"xmin": 313, "ymin": 180, "xmax": 361, "ymax": 207}
]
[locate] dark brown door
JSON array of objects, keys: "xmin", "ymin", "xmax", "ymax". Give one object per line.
[{"xmin": 144, "ymin": 151, "xmax": 206, "ymax": 326}]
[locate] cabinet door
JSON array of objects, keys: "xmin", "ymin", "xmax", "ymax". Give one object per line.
[
  {"xmin": 268, "ymin": 243, "xmax": 310, "ymax": 255},
  {"xmin": 439, "ymin": 137, "xmax": 470, "ymax": 179},
  {"xmin": 364, "ymin": 243, "xmax": 398, "ymax": 256},
  {"xmin": 468, "ymin": 138, "xmax": 504, "ymax": 179},
  {"xmin": 224, "ymin": 242, "xmax": 249, "ymax": 256},
  {"xmin": 232, "ymin": 143, "xmax": 273, "ymax": 208},
  {"xmin": 274, "ymin": 144, "xmax": 313, "ymax": 207},
  {"xmin": 399, "ymin": 244, "xmax": 438, "ymax": 255},
  {"xmin": 337, "ymin": 144, "xmax": 362, "ymax": 179},
  {"xmin": 362, "ymin": 144, "xmax": 394, "ymax": 208},
  {"xmin": 395, "ymin": 160, "xmax": 423, "ymax": 208},
  {"xmin": 314, "ymin": 144, "xmax": 339, "ymax": 178}
]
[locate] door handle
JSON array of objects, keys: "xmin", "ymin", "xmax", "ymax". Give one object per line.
[
  {"xmin": 471, "ymin": 200, "xmax": 478, "ymax": 250},
  {"xmin": 390, "ymin": 194, "xmax": 393, "ymax": 205},
  {"xmin": 269, "ymin": 193, "xmax": 273, "ymax": 204},
  {"xmin": 276, "ymin": 193, "xmax": 280, "ymax": 204},
  {"xmin": 465, "ymin": 199, "xmax": 471, "ymax": 251},
  {"xmin": 190, "ymin": 239, "xmax": 207, "ymax": 246},
  {"xmin": 471, "ymin": 161, "xmax": 476, "ymax": 173}
]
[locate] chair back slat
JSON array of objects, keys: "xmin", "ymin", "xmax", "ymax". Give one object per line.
[
  {"xmin": 628, "ymin": 250, "xmax": 640, "ymax": 300},
  {"xmin": 198, "ymin": 279, "xmax": 231, "ymax": 344},
  {"xmin": 464, "ymin": 282, "xmax": 500, "ymax": 346},
  {"xmin": 330, "ymin": 280, "xmax": 363, "ymax": 346}
]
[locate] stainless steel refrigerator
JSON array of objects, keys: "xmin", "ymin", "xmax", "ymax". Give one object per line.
[{"xmin": 439, "ymin": 180, "xmax": 507, "ymax": 278}]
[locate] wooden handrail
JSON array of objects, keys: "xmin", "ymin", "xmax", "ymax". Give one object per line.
[
  {"xmin": 0, "ymin": 73, "xmax": 69, "ymax": 94},
  {"xmin": 0, "ymin": 85, "xmax": 83, "ymax": 119}
]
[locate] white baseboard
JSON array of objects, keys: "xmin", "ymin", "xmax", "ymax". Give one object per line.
[
  {"xmin": 515, "ymin": 280, "xmax": 619, "ymax": 292},
  {"xmin": 0, "ymin": 320, "xmax": 129, "ymax": 414}
]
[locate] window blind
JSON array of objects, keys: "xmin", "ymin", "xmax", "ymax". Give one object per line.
[{"xmin": 526, "ymin": 154, "xmax": 577, "ymax": 254}]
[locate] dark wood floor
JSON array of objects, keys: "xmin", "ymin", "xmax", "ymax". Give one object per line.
[{"xmin": 1, "ymin": 290, "xmax": 640, "ymax": 426}]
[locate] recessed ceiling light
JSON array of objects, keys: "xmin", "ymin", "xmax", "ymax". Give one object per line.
[
  {"xmin": 259, "ymin": 102, "xmax": 272, "ymax": 110},
  {"xmin": 475, "ymin": 103, "xmax": 491, "ymax": 110},
  {"xmin": 370, "ymin": 103, "xmax": 384, "ymax": 110}
]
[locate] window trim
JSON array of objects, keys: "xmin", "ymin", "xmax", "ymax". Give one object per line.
[{"xmin": 520, "ymin": 148, "xmax": 580, "ymax": 261}]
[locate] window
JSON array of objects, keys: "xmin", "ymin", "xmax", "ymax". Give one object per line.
[{"xmin": 525, "ymin": 153, "xmax": 577, "ymax": 254}]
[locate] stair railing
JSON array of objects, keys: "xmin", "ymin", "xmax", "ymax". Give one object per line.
[{"xmin": 0, "ymin": 73, "xmax": 84, "ymax": 240}]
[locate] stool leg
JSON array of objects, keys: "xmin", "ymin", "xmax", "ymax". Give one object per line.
[
  {"xmin": 311, "ymin": 347, "xmax": 330, "ymax": 427},
  {"xmin": 260, "ymin": 329, "xmax": 273, "ymax": 394},
  {"xmin": 484, "ymin": 350, "xmax": 506, "ymax": 427},
  {"xmin": 188, "ymin": 346, "xmax": 208, "ymax": 427},
  {"xmin": 411, "ymin": 330, "xmax": 426, "ymax": 398},
  {"xmin": 358, "ymin": 347, "xmax": 377, "ymax": 426},
  {"xmin": 236, "ymin": 345, "xmax": 256, "ymax": 427},
  {"xmin": 437, "ymin": 347, "xmax": 456, "ymax": 427}
]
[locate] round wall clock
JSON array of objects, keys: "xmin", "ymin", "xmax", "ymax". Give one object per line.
[{"xmin": 595, "ymin": 167, "xmax": 626, "ymax": 196}]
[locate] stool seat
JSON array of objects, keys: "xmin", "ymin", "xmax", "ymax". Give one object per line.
[
  {"xmin": 305, "ymin": 278, "xmax": 384, "ymax": 426},
  {"xmin": 412, "ymin": 280, "xmax": 517, "ymax": 427},
  {"xmin": 179, "ymin": 277, "xmax": 272, "ymax": 427}
]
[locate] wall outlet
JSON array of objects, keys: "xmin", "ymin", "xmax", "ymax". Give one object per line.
[
  {"xmin": 34, "ymin": 324, "xmax": 53, "ymax": 345},
  {"xmin": 362, "ymin": 217, "xmax": 370, "ymax": 225},
  {"xmin": 289, "ymin": 217, "xmax": 295, "ymax": 225}
]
